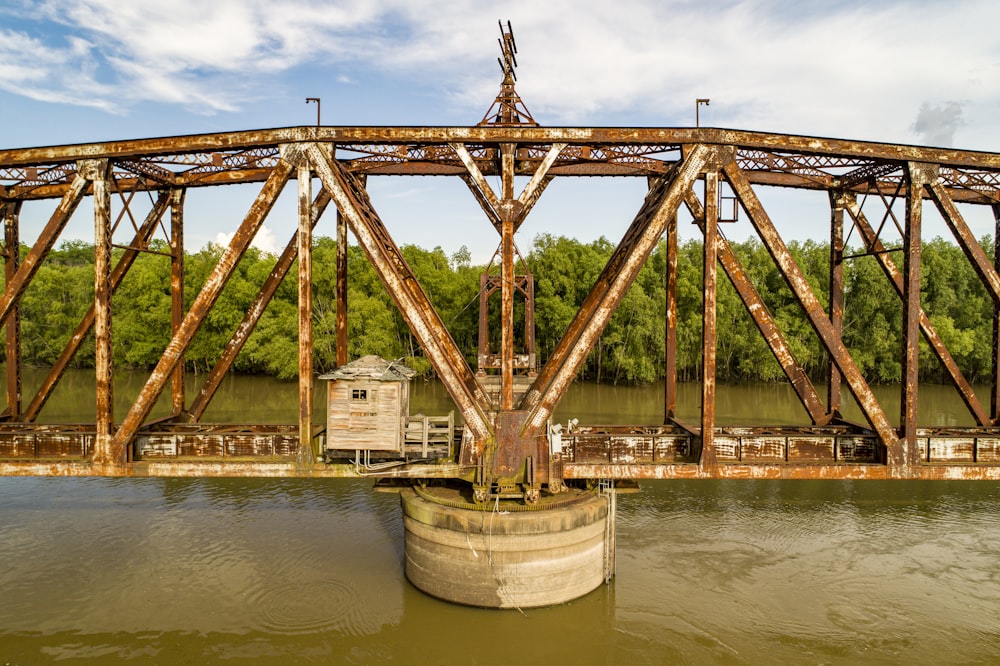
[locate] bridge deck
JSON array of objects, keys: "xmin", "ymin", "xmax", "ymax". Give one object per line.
[{"xmin": 2, "ymin": 423, "xmax": 998, "ymax": 480}]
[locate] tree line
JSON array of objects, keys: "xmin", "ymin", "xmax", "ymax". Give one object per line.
[{"xmin": 6, "ymin": 233, "xmax": 994, "ymax": 385}]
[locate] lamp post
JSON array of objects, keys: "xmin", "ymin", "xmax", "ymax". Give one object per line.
[
  {"xmin": 306, "ymin": 97, "xmax": 321, "ymax": 126},
  {"xmin": 696, "ymin": 98, "xmax": 710, "ymax": 128}
]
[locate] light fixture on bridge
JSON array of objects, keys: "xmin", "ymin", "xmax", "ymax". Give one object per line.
[
  {"xmin": 696, "ymin": 98, "xmax": 710, "ymax": 127},
  {"xmin": 305, "ymin": 97, "xmax": 321, "ymax": 126}
]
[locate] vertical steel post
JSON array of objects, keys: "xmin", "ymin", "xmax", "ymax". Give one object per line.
[
  {"xmin": 900, "ymin": 163, "xmax": 929, "ymax": 473},
  {"xmin": 3, "ymin": 202, "xmax": 22, "ymax": 419},
  {"xmin": 994, "ymin": 203, "xmax": 1000, "ymax": 423},
  {"xmin": 525, "ymin": 273, "xmax": 536, "ymax": 372},
  {"xmin": 170, "ymin": 188, "xmax": 186, "ymax": 416},
  {"xmin": 297, "ymin": 165, "xmax": 314, "ymax": 460},
  {"xmin": 664, "ymin": 195, "xmax": 678, "ymax": 423},
  {"xmin": 336, "ymin": 201, "xmax": 349, "ymax": 368},
  {"xmin": 478, "ymin": 272, "xmax": 490, "ymax": 368},
  {"xmin": 84, "ymin": 160, "xmax": 115, "ymax": 465},
  {"xmin": 828, "ymin": 190, "xmax": 845, "ymax": 419},
  {"xmin": 700, "ymin": 171, "xmax": 719, "ymax": 472},
  {"xmin": 500, "ymin": 143, "xmax": 516, "ymax": 411}
]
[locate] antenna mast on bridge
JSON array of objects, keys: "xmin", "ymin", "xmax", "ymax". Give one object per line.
[{"xmin": 479, "ymin": 20, "xmax": 538, "ymax": 127}]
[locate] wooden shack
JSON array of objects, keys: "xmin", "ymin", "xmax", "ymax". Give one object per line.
[{"xmin": 320, "ymin": 356, "xmax": 415, "ymax": 454}]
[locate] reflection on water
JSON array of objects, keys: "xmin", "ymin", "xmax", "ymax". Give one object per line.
[
  {"xmin": 14, "ymin": 367, "xmax": 990, "ymax": 427},
  {"xmin": 3, "ymin": 370, "xmax": 1000, "ymax": 662},
  {"xmin": 2, "ymin": 478, "xmax": 1000, "ymax": 663}
]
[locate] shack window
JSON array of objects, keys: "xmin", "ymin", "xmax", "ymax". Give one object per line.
[{"xmin": 351, "ymin": 389, "xmax": 367, "ymax": 401}]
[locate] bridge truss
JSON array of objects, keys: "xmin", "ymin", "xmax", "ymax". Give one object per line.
[{"xmin": 3, "ymin": 111, "xmax": 1000, "ymax": 483}]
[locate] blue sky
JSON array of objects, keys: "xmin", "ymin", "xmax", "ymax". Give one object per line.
[{"xmin": 2, "ymin": 0, "xmax": 999, "ymax": 261}]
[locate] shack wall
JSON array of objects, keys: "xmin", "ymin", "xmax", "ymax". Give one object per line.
[{"xmin": 327, "ymin": 380, "xmax": 404, "ymax": 451}]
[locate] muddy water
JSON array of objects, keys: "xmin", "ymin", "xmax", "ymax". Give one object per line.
[{"xmin": 2, "ymin": 370, "xmax": 1000, "ymax": 663}]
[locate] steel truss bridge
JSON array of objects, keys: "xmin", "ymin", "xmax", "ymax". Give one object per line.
[{"xmin": 4, "ymin": 45, "xmax": 1000, "ymax": 487}]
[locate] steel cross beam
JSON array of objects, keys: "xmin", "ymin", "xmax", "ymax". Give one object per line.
[
  {"xmin": 683, "ymin": 190, "xmax": 828, "ymax": 425},
  {"xmin": 721, "ymin": 156, "xmax": 901, "ymax": 460},
  {"xmin": 844, "ymin": 192, "xmax": 989, "ymax": 426},
  {"xmin": 452, "ymin": 142, "xmax": 564, "ymax": 232},
  {"xmin": 109, "ymin": 161, "xmax": 294, "ymax": 461},
  {"xmin": 927, "ymin": 178, "xmax": 1000, "ymax": 306},
  {"xmin": 306, "ymin": 143, "xmax": 494, "ymax": 442},
  {"xmin": 186, "ymin": 188, "xmax": 332, "ymax": 421},
  {"xmin": 24, "ymin": 191, "xmax": 171, "ymax": 422},
  {"xmin": 520, "ymin": 144, "xmax": 710, "ymax": 436},
  {"xmin": 0, "ymin": 174, "xmax": 87, "ymax": 326}
]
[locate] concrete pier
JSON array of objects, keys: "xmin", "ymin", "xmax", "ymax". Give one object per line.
[{"xmin": 401, "ymin": 485, "xmax": 613, "ymax": 609}]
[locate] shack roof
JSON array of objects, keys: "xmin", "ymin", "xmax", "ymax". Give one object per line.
[{"xmin": 318, "ymin": 355, "xmax": 416, "ymax": 382}]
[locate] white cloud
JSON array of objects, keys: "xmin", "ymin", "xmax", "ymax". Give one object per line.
[
  {"xmin": 912, "ymin": 102, "xmax": 965, "ymax": 147},
  {"xmin": 1, "ymin": 0, "xmax": 998, "ymax": 149},
  {"xmin": 214, "ymin": 225, "xmax": 279, "ymax": 255}
]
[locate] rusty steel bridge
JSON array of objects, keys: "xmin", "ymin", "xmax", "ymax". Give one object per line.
[{"xmin": 4, "ymin": 26, "xmax": 1000, "ymax": 488}]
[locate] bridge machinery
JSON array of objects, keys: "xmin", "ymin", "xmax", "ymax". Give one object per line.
[{"xmin": 5, "ymin": 23, "xmax": 1000, "ymax": 605}]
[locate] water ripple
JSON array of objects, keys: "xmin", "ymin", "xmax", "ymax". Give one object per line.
[{"xmin": 246, "ymin": 577, "xmax": 378, "ymax": 637}]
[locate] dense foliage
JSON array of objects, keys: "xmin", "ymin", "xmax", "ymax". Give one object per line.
[{"xmin": 8, "ymin": 234, "xmax": 994, "ymax": 385}]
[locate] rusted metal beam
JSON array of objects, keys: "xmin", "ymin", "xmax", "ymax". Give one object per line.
[
  {"xmin": 828, "ymin": 191, "xmax": 845, "ymax": 418},
  {"xmin": 461, "ymin": 175, "xmax": 502, "ymax": 230},
  {"xmin": 926, "ymin": 178, "xmax": 1000, "ymax": 305},
  {"xmin": 562, "ymin": 463, "xmax": 892, "ymax": 480},
  {"xmin": 2, "ymin": 201, "xmax": 22, "ymax": 419},
  {"xmin": 844, "ymin": 194, "xmax": 989, "ymax": 426},
  {"xmin": 10, "ymin": 162, "xmax": 997, "ymax": 207},
  {"xmin": 684, "ymin": 189, "xmax": 828, "ymax": 425},
  {"xmin": 82, "ymin": 159, "xmax": 115, "ymax": 465},
  {"xmin": 700, "ymin": 170, "xmax": 719, "ymax": 473},
  {"xmin": 0, "ymin": 174, "xmax": 87, "ymax": 326},
  {"xmin": 5, "ymin": 126, "xmax": 1000, "ymax": 171},
  {"xmin": 513, "ymin": 143, "xmax": 564, "ymax": 232},
  {"xmin": 306, "ymin": 143, "xmax": 493, "ymax": 442},
  {"xmin": 478, "ymin": 272, "xmax": 490, "ymax": 366},
  {"xmin": 899, "ymin": 163, "xmax": 931, "ymax": 475},
  {"xmin": 187, "ymin": 188, "xmax": 332, "ymax": 421},
  {"xmin": 9, "ymin": 455, "xmax": 1000, "ymax": 480},
  {"xmin": 170, "ymin": 189, "xmax": 185, "ymax": 416},
  {"xmin": 452, "ymin": 144, "xmax": 502, "ymax": 232},
  {"xmin": 520, "ymin": 144, "xmax": 710, "ymax": 436},
  {"xmin": 297, "ymin": 164, "xmax": 314, "ymax": 461},
  {"xmin": 335, "ymin": 175, "xmax": 354, "ymax": 368},
  {"xmin": 664, "ymin": 191, "xmax": 678, "ymax": 422},
  {"xmin": 721, "ymin": 156, "xmax": 900, "ymax": 455},
  {"xmin": 994, "ymin": 203, "xmax": 1000, "ymax": 423},
  {"xmin": 454, "ymin": 142, "xmax": 564, "ymax": 232},
  {"xmin": 110, "ymin": 161, "xmax": 294, "ymax": 459},
  {"xmin": 24, "ymin": 192, "xmax": 170, "ymax": 422},
  {"xmin": 500, "ymin": 143, "xmax": 515, "ymax": 411}
]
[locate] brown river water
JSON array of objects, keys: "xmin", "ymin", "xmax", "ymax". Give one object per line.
[{"xmin": 2, "ymin": 369, "xmax": 1000, "ymax": 664}]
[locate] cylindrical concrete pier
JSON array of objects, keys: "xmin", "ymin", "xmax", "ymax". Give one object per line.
[{"xmin": 401, "ymin": 486, "xmax": 612, "ymax": 608}]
